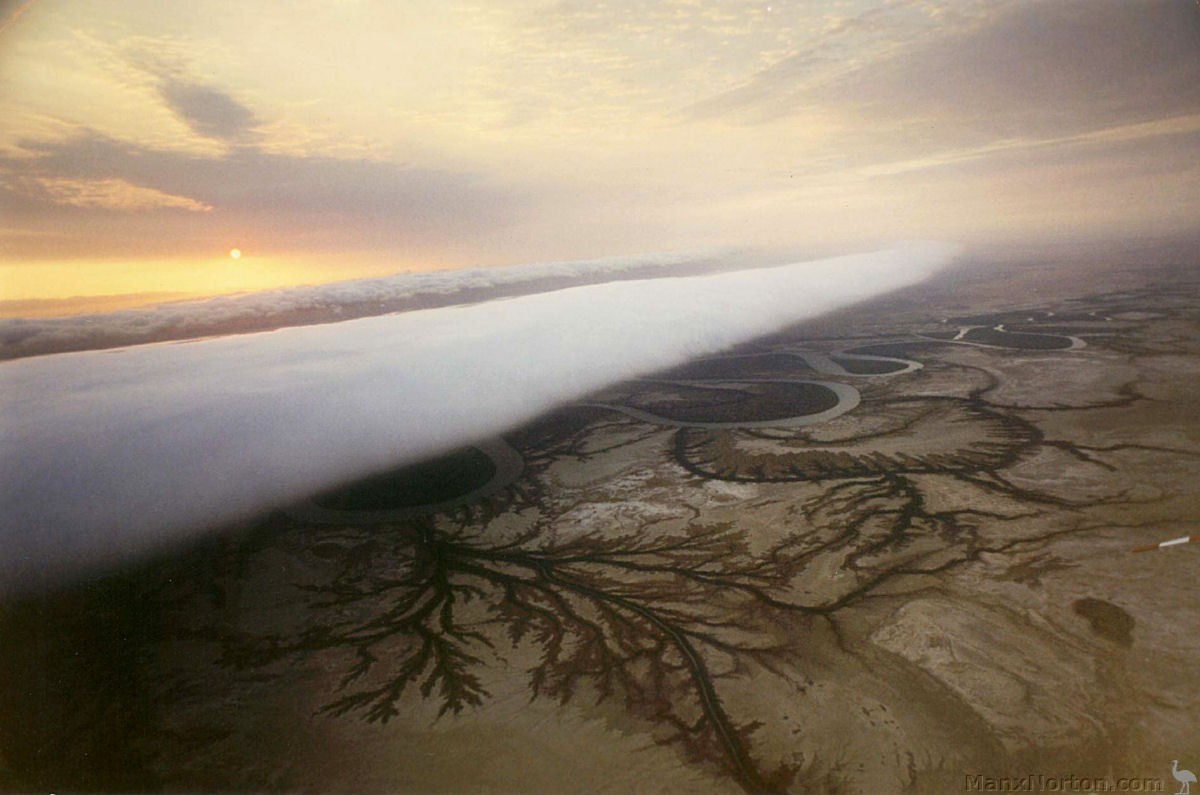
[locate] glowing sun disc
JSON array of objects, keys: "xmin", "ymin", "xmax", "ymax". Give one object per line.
[{"xmin": 229, "ymin": 248, "xmax": 242, "ymax": 260}]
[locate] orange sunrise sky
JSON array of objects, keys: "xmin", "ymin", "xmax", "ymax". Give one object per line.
[{"xmin": 1, "ymin": 0, "xmax": 1198, "ymax": 310}]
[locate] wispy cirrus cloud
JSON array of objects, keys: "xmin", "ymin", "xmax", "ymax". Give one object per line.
[
  {"xmin": 683, "ymin": 0, "xmax": 998, "ymax": 123},
  {"xmin": 3, "ymin": 130, "xmax": 499, "ymax": 218},
  {"xmin": 856, "ymin": 114, "xmax": 1200, "ymax": 178},
  {"xmin": 31, "ymin": 176, "xmax": 213, "ymax": 211},
  {"xmin": 0, "ymin": 123, "xmax": 515, "ymax": 258},
  {"xmin": 1, "ymin": 0, "xmax": 1198, "ymax": 275},
  {"xmin": 692, "ymin": 0, "xmax": 1200, "ymax": 140}
]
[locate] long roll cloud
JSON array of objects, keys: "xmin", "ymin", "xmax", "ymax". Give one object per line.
[{"xmin": 0, "ymin": 242, "xmax": 958, "ymax": 594}]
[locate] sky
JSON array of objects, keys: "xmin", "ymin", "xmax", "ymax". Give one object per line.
[{"xmin": 1, "ymin": 0, "xmax": 1198, "ymax": 307}]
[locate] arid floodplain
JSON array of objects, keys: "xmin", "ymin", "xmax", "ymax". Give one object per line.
[{"xmin": 2, "ymin": 242, "xmax": 1199, "ymax": 794}]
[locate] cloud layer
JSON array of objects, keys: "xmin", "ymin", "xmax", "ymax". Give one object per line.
[
  {"xmin": 1, "ymin": 129, "xmax": 508, "ymax": 252},
  {"xmin": 0, "ymin": 247, "xmax": 738, "ymax": 358},
  {"xmin": 3, "ymin": 1, "xmax": 1196, "ymax": 271},
  {"xmin": 694, "ymin": 0, "xmax": 1200, "ymax": 132},
  {"xmin": 0, "ymin": 243, "xmax": 957, "ymax": 593},
  {"xmin": 158, "ymin": 78, "xmax": 259, "ymax": 141}
]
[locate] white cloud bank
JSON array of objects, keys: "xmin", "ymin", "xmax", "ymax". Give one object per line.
[
  {"xmin": 0, "ymin": 242, "xmax": 957, "ymax": 594},
  {"xmin": 0, "ymin": 248, "xmax": 738, "ymax": 358}
]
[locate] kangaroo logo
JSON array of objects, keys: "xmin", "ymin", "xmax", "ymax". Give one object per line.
[{"xmin": 1173, "ymin": 760, "xmax": 1197, "ymax": 795}]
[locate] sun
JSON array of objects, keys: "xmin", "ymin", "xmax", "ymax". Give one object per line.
[{"xmin": 229, "ymin": 248, "xmax": 242, "ymax": 260}]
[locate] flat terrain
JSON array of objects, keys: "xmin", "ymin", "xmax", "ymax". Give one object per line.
[{"xmin": 2, "ymin": 244, "xmax": 1199, "ymax": 794}]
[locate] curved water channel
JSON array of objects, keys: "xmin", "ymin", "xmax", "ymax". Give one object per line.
[
  {"xmin": 289, "ymin": 347, "xmax": 922, "ymax": 520},
  {"xmin": 581, "ymin": 348, "xmax": 920, "ymax": 429},
  {"xmin": 287, "ymin": 438, "xmax": 524, "ymax": 524},
  {"xmin": 923, "ymin": 325, "xmax": 1086, "ymax": 350},
  {"xmin": 583, "ymin": 378, "xmax": 861, "ymax": 429}
]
